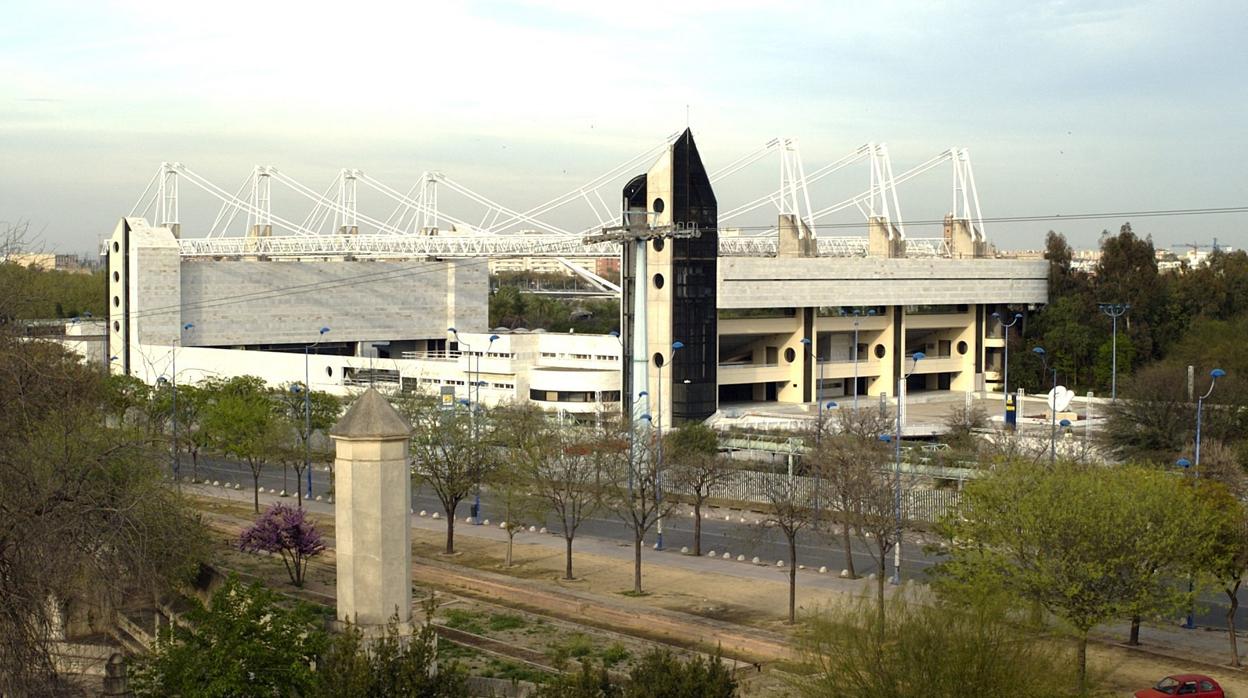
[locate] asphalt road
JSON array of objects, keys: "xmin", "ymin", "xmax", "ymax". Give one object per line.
[{"xmin": 192, "ymin": 456, "xmax": 1243, "ymax": 630}]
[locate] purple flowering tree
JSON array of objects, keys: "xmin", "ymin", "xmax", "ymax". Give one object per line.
[{"xmin": 238, "ymin": 503, "xmax": 326, "ymax": 587}]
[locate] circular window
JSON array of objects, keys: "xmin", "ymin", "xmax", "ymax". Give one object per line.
[
  {"xmin": 112, "ymin": 296, "xmax": 120, "ymax": 308},
  {"xmin": 652, "ymin": 238, "xmax": 665, "ymax": 253},
  {"xmin": 112, "ymin": 271, "xmax": 120, "ymax": 282},
  {"xmin": 653, "ymin": 352, "xmax": 665, "ymax": 368},
  {"xmin": 784, "ymin": 347, "xmax": 796, "ymax": 363},
  {"xmin": 652, "ymin": 198, "xmax": 665, "ymax": 214},
  {"xmin": 112, "ymin": 320, "xmax": 120, "ymax": 332},
  {"xmin": 653, "ymin": 273, "xmax": 664, "ymax": 289},
  {"xmin": 956, "ymin": 340, "xmax": 968, "ymax": 355},
  {"xmin": 325, "ymin": 366, "xmax": 333, "ymax": 377},
  {"xmin": 112, "ymin": 241, "xmax": 120, "ymax": 253},
  {"xmin": 874, "ymin": 344, "xmax": 886, "ymax": 359}
]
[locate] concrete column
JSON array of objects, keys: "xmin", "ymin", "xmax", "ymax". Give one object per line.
[
  {"xmin": 868, "ymin": 216, "xmax": 905, "ymax": 258},
  {"xmin": 329, "ymin": 388, "xmax": 414, "ymax": 632},
  {"xmin": 945, "ymin": 215, "xmax": 985, "ymax": 258}
]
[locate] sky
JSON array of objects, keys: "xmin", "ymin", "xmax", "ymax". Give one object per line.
[{"xmin": 1, "ymin": 0, "xmax": 1245, "ymax": 255}]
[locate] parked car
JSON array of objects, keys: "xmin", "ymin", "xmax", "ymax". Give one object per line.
[{"xmin": 1134, "ymin": 674, "xmax": 1224, "ymax": 697}]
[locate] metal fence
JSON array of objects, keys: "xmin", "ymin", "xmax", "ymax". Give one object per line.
[{"xmin": 709, "ymin": 469, "xmax": 961, "ymax": 523}]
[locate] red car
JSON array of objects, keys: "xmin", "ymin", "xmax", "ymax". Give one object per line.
[{"xmin": 1135, "ymin": 674, "xmax": 1224, "ymax": 697}]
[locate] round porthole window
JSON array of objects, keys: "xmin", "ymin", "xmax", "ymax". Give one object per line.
[
  {"xmin": 112, "ymin": 320, "xmax": 120, "ymax": 332},
  {"xmin": 784, "ymin": 347, "xmax": 796, "ymax": 363},
  {"xmin": 957, "ymin": 340, "xmax": 968, "ymax": 355},
  {"xmin": 325, "ymin": 366, "xmax": 333, "ymax": 377},
  {"xmin": 653, "ymin": 273, "xmax": 664, "ymax": 289},
  {"xmin": 653, "ymin": 352, "xmax": 665, "ymax": 368},
  {"xmin": 652, "ymin": 238, "xmax": 665, "ymax": 253},
  {"xmin": 112, "ymin": 241, "xmax": 120, "ymax": 253},
  {"xmin": 874, "ymin": 344, "xmax": 886, "ymax": 359},
  {"xmin": 652, "ymin": 198, "xmax": 665, "ymax": 214},
  {"xmin": 112, "ymin": 271, "xmax": 120, "ymax": 282},
  {"xmin": 113, "ymin": 296, "xmax": 120, "ymax": 308}
]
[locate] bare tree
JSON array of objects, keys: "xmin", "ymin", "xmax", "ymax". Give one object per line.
[
  {"xmin": 851, "ymin": 448, "xmax": 908, "ymax": 630},
  {"xmin": 666, "ymin": 423, "xmax": 731, "ymax": 556},
  {"xmin": 400, "ymin": 395, "xmax": 498, "ymax": 554},
  {"xmin": 602, "ymin": 416, "xmax": 676, "ymax": 595},
  {"xmin": 760, "ymin": 471, "xmax": 817, "ymax": 624},
  {"xmin": 519, "ymin": 421, "xmax": 602, "ymax": 580}
]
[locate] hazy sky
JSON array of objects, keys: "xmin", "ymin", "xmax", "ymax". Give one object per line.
[{"xmin": 2, "ymin": 0, "xmax": 1245, "ymax": 254}]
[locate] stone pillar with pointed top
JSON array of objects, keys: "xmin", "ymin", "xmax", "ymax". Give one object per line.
[{"xmin": 329, "ymin": 388, "xmax": 414, "ymax": 631}]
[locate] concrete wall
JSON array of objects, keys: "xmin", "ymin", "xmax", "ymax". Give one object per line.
[
  {"xmin": 180, "ymin": 257, "xmax": 487, "ymax": 347},
  {"xmin": 718, "ymin": 257, "xmax": 1048, "ymax": 308}
]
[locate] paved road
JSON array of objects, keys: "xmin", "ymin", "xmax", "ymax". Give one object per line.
[{"xmin": 193, "ymin": 456, "xmax": 1244, "ymax": 630}]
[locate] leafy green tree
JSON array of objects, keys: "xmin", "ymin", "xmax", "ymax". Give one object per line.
[
  {"xmin": 131, "ymin": 576, "xmax": 326, "ymax": 697},
  {"xmin": 202, "ymin": 375, "xmax": 282, "ymax": 512},
  {"xmin": 622, "ymin": 649, "xmax": 736, "ymax": 698},
  {"xmin": 533, "ymin": 660, "xmax": 619, "ymax": 698},
  {"xmin": 935, "ymin": 460, "xmax": 1220, "ymax": 692},
  {"xmin": 274, "ymin": 382, "xmax": 341, "ymax": 506},
  {"xmin": 0, "ymin": 338, "xmax": 206, "ymax": 694},
  {"xmin": 313, "ymin": 604, "xmax": 468, "ymax": 698},
  {"xmin": 793, "ymin": 592, "xmax": 1083, "ymax": 698}
]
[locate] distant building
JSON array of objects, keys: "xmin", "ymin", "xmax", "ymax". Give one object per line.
[{"xmin": 3, "ymin": 252, "xmax": 97, "ymax": 273}]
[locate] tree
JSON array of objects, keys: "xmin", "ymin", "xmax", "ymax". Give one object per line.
[
  {"xmin": 1101, "ymin": 363, "xmax": 1192, "ymax": 462},
  {"xmin": 202, "ymin": 376, "xmax": 282, "ymax": 513},
  {"xmin": 533, "ymin": 660, "xmax": 619, "ymax": 698},
  {"xmin": 601, "ymin": 415, "xmax": 674, "ymax": 595},
  {"xmin": 520, "ymin": 420, "xmax": 602, "ymax": 580},
  {"xmin": 621, "ymin": 649, "xmax": 737, "ymax": 698},
  {"xmin": 274, "ymin": 382, "xmax": 341, "ymax": 507},
  {"xmin": 238, "ymin": 503, "xmax": 327, "ymax": 587},
  {"xmin": 313, "ymin": 601, "xmax": 468, "ymax": 697},
  {"xmin": 666, "ymin": 423, "xmax": 729, "ymax": 557},
  {"xmin": 847, "ymin": 444, "xmax": 903, "ymax": 630},
  {"xmin": 401, "ymin": 395, "xmax": 498, "ymax": 554},
  {"xmin": 935, "ymin": 460, "xmax": 1220, "ymax": 692},
  {"xmin": 759, "ymin": 471, "xmax": 815, "ymax": 624},
  {"xmin": 793, "ymin": 591, "xmax": 1084, "ymax": 697},
  {"xmin": 0, "ymin": 338, "xmax": 206, "ymax": 695},
  {"xmin": 176, "ymin": 383, "xmax": 211, "ymax": 483},
  {"xmin": 131, "ymin": 577, "xmax": 326, "ymax": 697},
  {"xmin": 807, "ymin": 419, "xmax": 890, "ymax": 581}
]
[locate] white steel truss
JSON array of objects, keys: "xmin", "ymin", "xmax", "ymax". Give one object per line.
[{"xmin": 129, "ymin": 136, "xmax": 987, "ymax": 261}]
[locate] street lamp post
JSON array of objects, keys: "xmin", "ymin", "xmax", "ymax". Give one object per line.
[
  {"xmin": 1177, "ymin": 456, "xmax": 1196, "ymax": 629},
  {"xmin": 1032, "ymin": 346, "xmax": 1061, "ymax": 466},
  {"xmin": 842, "ymin": 308, "xmax": 877, "ymax": 410},
  {"xmin": 171, "ymin": 322, "xmax": 194, "ymax": 481},
  {"xmin": 1195, "ymin": 368, "xmax": 1227, "ymax": 467},
  {"xmin": 304, "ymin": 326, "xmax": 330, "ymax": 500},
  {"xmin": 891, "ymin": 351, "xmax": 925, "ymax": 585},
  {"xmin": 1098, "ymin": 303, "xmax": 1130, "ymax": 400},
  {"xmin": 800, "ymin": 337, "xmax": 823, "ymax": 426},
  {"xmin": 992, "ymin": 311, "xmax": 1023, "ymax": 413},
  {"xmin": 468, "ymin": 333, "xmax": 501, "ymax": 525}
]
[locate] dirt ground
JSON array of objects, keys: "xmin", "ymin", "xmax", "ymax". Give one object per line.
[{"xmin": 196, "ymin": 494, "xmax": 1247, "ymax": 696}]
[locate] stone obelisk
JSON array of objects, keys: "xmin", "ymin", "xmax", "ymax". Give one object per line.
[{"xmin": 329, "ymin": 388, "xmax": 413, "ymax": 631}]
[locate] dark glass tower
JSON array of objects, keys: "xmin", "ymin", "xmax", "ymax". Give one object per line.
[{"xmin": 621, "ymin": 129, "xmax": 718, "ymax": 424}]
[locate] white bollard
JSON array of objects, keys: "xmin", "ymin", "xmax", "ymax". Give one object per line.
[
  {"xmin": 539, "ymin": 527, "xmax": 547, "ymax": 534},
  {"xmin": 315, "ymin": 495, "xmax": 323, "ymax": 502},
  {"xmin": 465, "ymin": 516, "xmax": 474, "ymax": 524},
  {"xmin": 722, "ymin": 552, "xmax": 731, "ymax": 559},
  {"xmin": 499, "ymin": 522, "xmax": 508, "ymax": 529},
  {"xmin": 840, "ymin": 569, "xmax": 850, "ymax": 578},
  {"xmin": 737, "ymin": 554, "xmax": 746, "ymax": 562},
  {"xmin": 420, "ymin": 510, "xmax": 427, "ymax": 517},
  {"xmin": 482, "ymin": 519, "xmax": 490, "ymax": 525},
  {"xmin": 819, "ymin": 566, "xmax": 828, "ymax": 574},
  {"xmin": 777, "ymin": 560, "xmax": 785, "ymax": 568},
  {"xmin": 751, "ymin": 556, "xmax": 761, "ymax": 565},
  {"xmin": 212, "ymin": 480, "xmax": 220, "ymax": 486},
  {"xmin": 529, "ymin": 525, "xmax": 537, "ymax": 532},
  {"xmin": 432, "ymin": 512, "xmax": 440, "ymax": 519},
  {"xmin": 680, "ymin": 546, "xmax": 689, "ymax": 554}
]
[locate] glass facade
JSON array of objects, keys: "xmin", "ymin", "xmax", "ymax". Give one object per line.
[{"xmin": 669, "ymin": 130, "xmax": 718, "ymax": 421}]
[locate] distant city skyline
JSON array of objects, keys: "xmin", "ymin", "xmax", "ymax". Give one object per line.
[{"xmin": 2, "ymin": 0, "xmax": 1244, "ymax": 254}]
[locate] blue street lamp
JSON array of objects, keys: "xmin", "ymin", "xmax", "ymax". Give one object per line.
[
  {"xmin": 992, "ymin": 311, "xmax": 1024, "ymax": 414},
  {"xmin": 1033, "ymin": 346, "xmax": 1060, "ymax": 466},
  {"xmin": 1176, "ymin": 456, "xmax": 1196, "ymax": 629},
  {"xmin": 1195, "ymin": 368, "xmax": 1226, "ymax": 468},
  {"xmin": 891, "ymin": 351, "xmax": 925, "ymax": 585},
  {"xmin": 1098, "ymin": 303, "xmax": 1130, "ymax": 400},
  {"xmin": 304, "ymin": 326, "xmax": 330, "ymax": 500}
]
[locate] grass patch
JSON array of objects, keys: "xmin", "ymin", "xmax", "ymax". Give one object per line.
[
  {"xmin": 443, "ymin": 608, "xmax": 485, "ymax": 635},
  {"xmin": 618, "ymin": 590, "xmax": 651, "ymax": 598},
  {"xmin": 600, "ymin": 642, "xmax": 630, "ymax": 667},
  {"xmin": 548, "ymin": 633, "xmax": 596, "ymax": 663},
  {"xmin": 480, "ymin": 658, "xmax": 550, "ymax": 684},
  {"xmin": 488, "ymin": 612, "xmax": 528, "ymax": 632}
]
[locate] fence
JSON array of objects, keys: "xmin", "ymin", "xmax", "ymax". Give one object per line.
[{"xmin": 709, "ymin": 469, "xmax": 961, "ymax": 523}]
